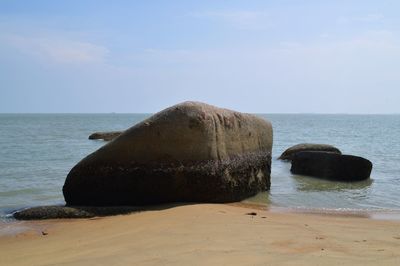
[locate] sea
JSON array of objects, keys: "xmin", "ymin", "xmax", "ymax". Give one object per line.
[{"xmin": 1, "ymin": 113, "xmax": 400, "ymax": 220}]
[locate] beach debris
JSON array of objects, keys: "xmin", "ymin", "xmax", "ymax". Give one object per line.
[
  {"xmin": 64, "ymin": 101, "xmax": 273, "ymax": 206},
  {"xmin": 279, "ymin": 143, "xmax": 341, "ymax": 161},
  {"xmin": 291, "ymin": 151, "xmax": 372, "ymax": 181}
]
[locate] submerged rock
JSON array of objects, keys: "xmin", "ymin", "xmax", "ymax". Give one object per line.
[
  {"xmin": 63, "ymin": 101, "xmax": 273, "ymax": 206},
  {"xmin": 279, "ymin": 143, "xmax": 341, "ymax": 161},
  {"xmin": 291, "ymin": 151, "xmax": 372, "ymax": 181},
  {"xmin": 13, "ymin": 206, "xmax": 142, "ymax": 220},
  {"xmin": 88, "ymin": 131, "xmax": 123, "ymax": 141}
]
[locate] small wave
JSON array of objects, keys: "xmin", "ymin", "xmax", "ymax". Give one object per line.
[{"xmin": 269, "ymin": 205, "xmax": 400, "ymax": 220}]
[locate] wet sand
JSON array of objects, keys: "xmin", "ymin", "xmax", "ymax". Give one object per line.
[{"xmin": 1, "ymin": 203, "xmax": 400, "ymax": 266}]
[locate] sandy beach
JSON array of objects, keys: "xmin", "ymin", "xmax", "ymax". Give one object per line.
[{"xmin": 1, "ymin": 204, "xmax": 399, "ymax": 266}]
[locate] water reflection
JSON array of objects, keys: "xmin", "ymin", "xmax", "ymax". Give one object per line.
[{"xmin": 292, "ymin": 174, "xmax": 373, "ymax": 192}]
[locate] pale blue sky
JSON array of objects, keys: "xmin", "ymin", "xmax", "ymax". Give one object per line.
[{"xmin": 1, "ymin": 1, "xmax": 399, "ymax": 113}]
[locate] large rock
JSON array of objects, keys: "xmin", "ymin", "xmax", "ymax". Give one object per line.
[
  {"xmin": 291, "ymin": 151, "xmax": 372, "ymax": 181},
  {"xmin": 88, "ymin": 131, "xmax": 123, "ymax": 141},
  {"xmin": 279, "ymin": 143, "xmax": 341, "ymax": 161},
  {"xmin": 63, "ymin": 101, "xmax": 273, "ymax": 206}
]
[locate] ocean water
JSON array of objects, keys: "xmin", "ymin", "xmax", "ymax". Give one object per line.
[{"xmin": 0, "ymin": 113, "xmax": 399, "ymax": 219}]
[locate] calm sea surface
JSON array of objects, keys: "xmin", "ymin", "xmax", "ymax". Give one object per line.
[{"xmin": 1, "ymin": 114, "xmax": 399, "ymax": 219}]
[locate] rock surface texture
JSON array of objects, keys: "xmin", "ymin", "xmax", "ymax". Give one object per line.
[
  {"xmin": 279, "ymin": 143, "xmax": 341, "ymax": 161},
  {"xmin": 63, "ymin": 101, "xmax": 273, "ymax": 206},
  {"xmin": 291, "ymin": 151, "xmax": 372, "ymax": 181},
  {"xmin": 88, "ymin": 131, "xmax": 123, "ymax": 141}
]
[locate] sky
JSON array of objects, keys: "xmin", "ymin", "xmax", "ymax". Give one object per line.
[{"xmin": 1, "ymin": 0, "xmax": 400, "ymax": 113}]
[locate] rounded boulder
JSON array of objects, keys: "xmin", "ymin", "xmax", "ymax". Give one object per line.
[{"xmin": 279, "ymin": 143, "xmax": 341, "ymax": 161}]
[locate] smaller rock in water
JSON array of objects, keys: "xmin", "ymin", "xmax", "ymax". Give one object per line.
[
  {"xmin": 13, "ymin": 205, "xmax": 142, "ymax": 220},
  {"xmin": 279, "ymin": 143, "xmax": 341, "ymax": 161},
  {"xmin": 88, "ymin": 131, "xmax": 123, "ymax": 141},
  {"xmin": 290, "ymin": 151, "xmax": 372, "ymax": 182}
]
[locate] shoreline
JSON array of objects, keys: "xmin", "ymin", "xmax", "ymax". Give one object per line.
[
  {"xmin": 1, "ymin": 203, "xmax": 400, "ymax": 265},
  {"xmin": 2, "ymin": 201, "xmax": 400, "ymax": 228},
  {"xmin": 232, "ymin": 201, "xmax": 400, "ymax": 220}
]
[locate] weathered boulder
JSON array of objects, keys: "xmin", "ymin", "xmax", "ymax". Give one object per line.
[
  {"xmin": 63, "ymin": 101, "xmax": 273, "ymax": 206},
  {"xmin": 88, "ymin": 131, "xmax": 123, "ymax": 141},
  {"xmin": 279, "ymin": 143, "xmax": 341, "ymax": 161},
  {"xmin": 291, "ymin": 151, "xmax": 372, "ymax": 181}
]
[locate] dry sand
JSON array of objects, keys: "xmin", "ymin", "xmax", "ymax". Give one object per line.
[{"xmin": 1, "ymin": 203, "xmax": 400, "ymax": 266}]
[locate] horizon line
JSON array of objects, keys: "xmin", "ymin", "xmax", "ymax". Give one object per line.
[{"xmin": 0, "ymin": 112, "xmax": 399, "ymax": 115}]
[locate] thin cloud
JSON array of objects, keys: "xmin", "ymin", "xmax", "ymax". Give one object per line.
[
  {"xmin": 3, "ymin": 35, "xmax": 109, "ymax": 64},
  {"xmin": 191, "ymin": 10, "xmax": 271, "ymax": 30},
  {"xmin": 336, "ymin": 14, "xmax": 384, "ymax": 24}
]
